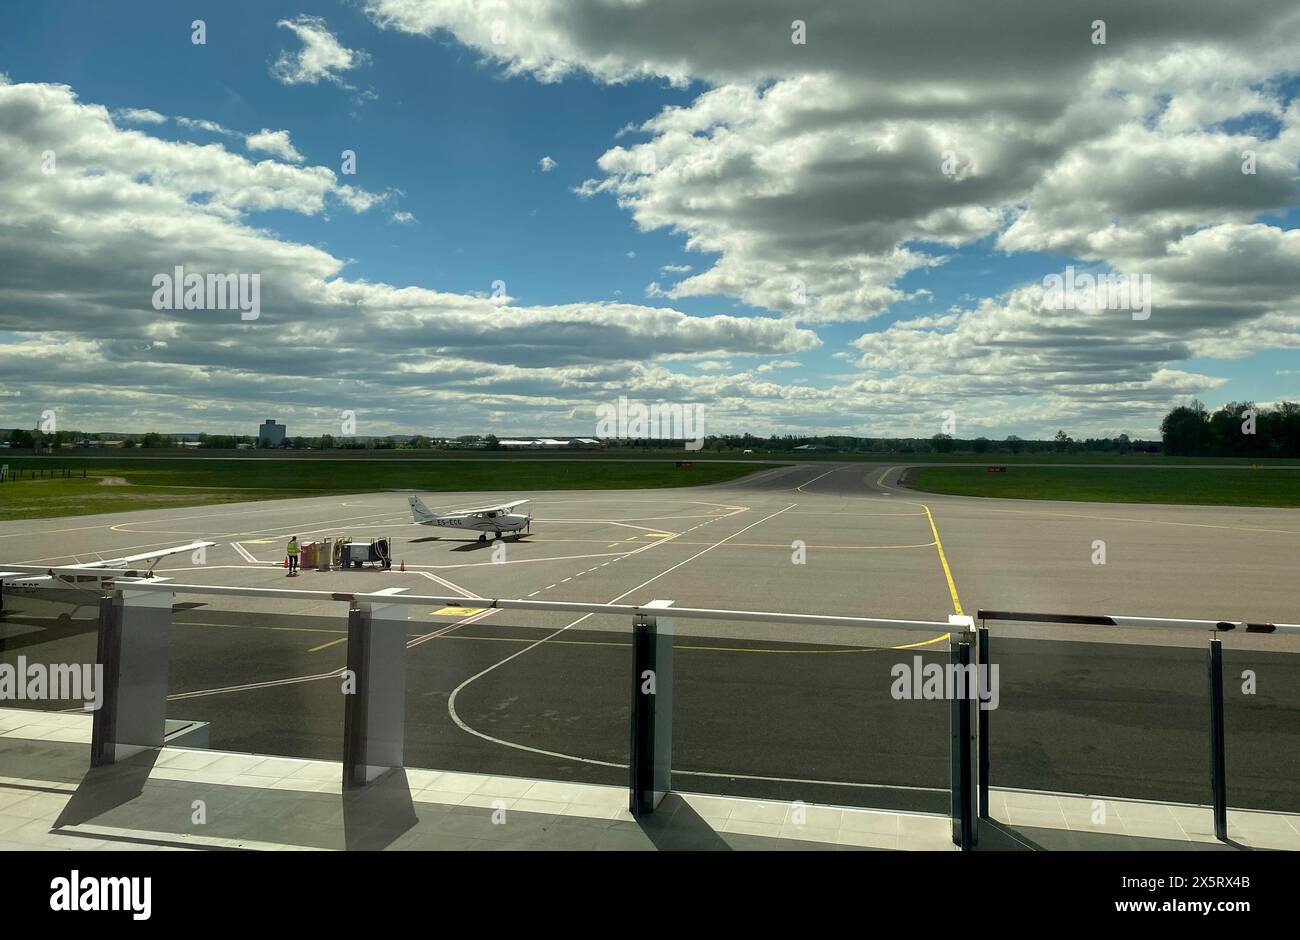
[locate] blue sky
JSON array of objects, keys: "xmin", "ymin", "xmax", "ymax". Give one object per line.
[
  {"xmin": 1, "ymin": 1, "xmax": 701, "ymax": 303},
  {"xmin": 0, "ymin": 0, "xmax": 1297, "ymax": 438}
]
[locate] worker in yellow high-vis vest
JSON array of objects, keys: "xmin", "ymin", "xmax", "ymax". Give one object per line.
[{"xmin": 286, "ymin": 535, "xmax": 299, "ymax": 575}]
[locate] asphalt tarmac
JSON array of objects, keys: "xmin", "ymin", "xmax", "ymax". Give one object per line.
[{"xmin": 2, "ymin": 463, "xmax": 1297, "ymax": 812}]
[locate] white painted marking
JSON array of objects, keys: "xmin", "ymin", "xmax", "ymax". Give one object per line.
[
  {"xmin": 446, "ymin": 503, "xmax": 798, "ymax": 761},
  {"xmin": 793, "ymin": 466, "xmax": 842, "ymax": 492},
  {"xmin": 417, "ymin": 570, "xmax": 477, "ymax": 598}
]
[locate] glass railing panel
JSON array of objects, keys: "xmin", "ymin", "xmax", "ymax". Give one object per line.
[{"xmin": 671, "ymin": 616, "xmax": 951, "ymax": 817}]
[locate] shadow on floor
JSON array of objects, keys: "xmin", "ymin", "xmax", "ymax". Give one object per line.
[
  {"xmin": 976, "ymin": 817, "xmax": 1237, "ymax": 851},
  {"xmin": 55, "ymin": 749, "xmax": 160, "ymax": 827},
  {"xmin": 342, "ymin": 769, "xmax": 418, "ymax": 850},
  {"xmin": 634, "ymin": 794, "xmax": 733, "ymax": 851}
]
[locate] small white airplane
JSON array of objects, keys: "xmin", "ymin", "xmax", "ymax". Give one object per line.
[
  {"xmin": 1, "ymin": 540, "xmax": 216, "ymax": 623},
  {"xmin": 8, "ymin": 540, "xmax": 217, "ymax": 583},
  {"xmin": 407, "ymin": 496, "xmax": 531, "ymax": 542}
]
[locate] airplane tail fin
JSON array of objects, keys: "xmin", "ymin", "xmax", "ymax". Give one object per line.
[{"xmin": 408, "ymin": 495, "xmax": 436, "ymax": 524}]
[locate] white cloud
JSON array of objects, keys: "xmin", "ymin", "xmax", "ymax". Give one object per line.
[
  {"xmin": 271, "ymin": 15, "xmax": 370, "ymax": 89},
  {"xmin": 0, "ymin": 79, "xmax": 818, "ymax": 435},
  {"xmin": 391, "ymin": 210, "xmax": 417, "ymax": 224},
  {"xmin": 245, "ymin": 128, "xmax": 304, "ymax": 163},
  {"xmin": 176, "ymin": 116, "xmax": 237, "ymax": 138},
  {"xmin": 9, "ymin": 6, "xmax": 1300, "ymax": 437},
  {"xmin": 113, "ymin": 108, "xmax": 165, "ymax": 125},
  {"xmin": 365, "ymin": 0, "xmax": 1300, "ymax": 435},
  {"xmin": 538, "ymin": 155, "xmax": 557, "ymax": 172}
]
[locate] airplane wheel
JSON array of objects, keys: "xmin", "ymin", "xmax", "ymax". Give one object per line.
[
  {"xmin": 478, "ymin": 533, "xmax": 486, "ymax": 543},
  {"xmin": 495, "ymin": 532, "xmax": 502, "ymax": 541}
]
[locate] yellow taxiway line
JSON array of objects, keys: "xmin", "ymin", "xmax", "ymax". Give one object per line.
[{"xmin": 922, "ymin": 504, "xmax": 962, "ymax": 615}]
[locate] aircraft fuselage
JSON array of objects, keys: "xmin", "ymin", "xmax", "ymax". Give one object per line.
[{"xmin": 424, "ymin": 512, "xmax": 529, "ymax": 534}]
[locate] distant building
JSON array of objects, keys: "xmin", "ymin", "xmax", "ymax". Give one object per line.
[
  {"xmin": 498, "ymin": 438, "xmax": 602, "ymax": 449},
  {"xmin": 258, "ymin": 419, "xmax": 286, "ymax": 447}
]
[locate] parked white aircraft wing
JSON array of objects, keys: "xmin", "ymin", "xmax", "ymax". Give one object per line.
[
  {"xmin": 457, "ymin": 499, "xmax": 529, "ymax": 515},
  {"xmin": 68, "ymin": 541, "xmax": 217, "ymax": 569}
]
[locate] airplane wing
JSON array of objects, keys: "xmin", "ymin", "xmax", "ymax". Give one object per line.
[
  {"xmin": 457, "ymin": 499, "xmax": 529, "ymax": 515},
  {"xmin": 68, "ymin": 541, "xmax": 217, "ymax": 569}
]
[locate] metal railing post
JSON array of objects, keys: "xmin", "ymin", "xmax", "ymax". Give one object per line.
[
  {"xmin": 948, "ymin": 617, "xmax": 978, "ymax": 849},
  {"xmin": 1208, "ymin": 635, "xmax": 1228, "ymax": 841},
  {"xmin": 629, "ymin": 599, "xmax": 674, "ymax": 818},
  {"xmin": 977, "ymin": 623, "xmax": 990, "ymax": 819},
  {"xmin": 91, "ymin": 586, "xmax": 174, "ymax": 766},
  {"xmin": 342, "ymin": 588, "xmax": 409, "ymax": 788}
]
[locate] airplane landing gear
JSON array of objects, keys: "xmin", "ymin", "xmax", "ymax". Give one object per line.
[{"xmin": 478, "ymin": 533, "xmax": 487, "ymax": 543}]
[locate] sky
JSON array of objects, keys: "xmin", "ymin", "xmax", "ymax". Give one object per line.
[{"xmin": 0, "ymin": 0, "xmax": 1298, "ymax": 441}]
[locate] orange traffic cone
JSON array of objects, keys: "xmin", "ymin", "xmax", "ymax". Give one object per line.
[
  {"xmin": 283, "ymin": 557, "xmax": 288, "ymax": 568},
  {"xmin": 399, "ymin": 560, "xmax": 405, "ymax": 572}
]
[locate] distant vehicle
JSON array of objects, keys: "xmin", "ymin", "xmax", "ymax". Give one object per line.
[{"xmin": 407, "ymin": 496, "xmax": 531, "ymax": 542}]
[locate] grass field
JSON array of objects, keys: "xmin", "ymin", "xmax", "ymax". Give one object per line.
[
  {"xmin": 5, "ymin": 448, "xmax": 1300, "ymax": 464},
  {"xmin": 0, "ymin": 458, "xmax": 774, "ymax": 521},
  {"xmin": 906, "ymin": 466, "xmax": 1300, "ymax": 508}
]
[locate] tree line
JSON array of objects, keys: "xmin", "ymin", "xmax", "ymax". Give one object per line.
[
  {"xmin": 1160, "ymin": 401, "xmax": 1300, "ymax": 458},
  {"xmin": 8, "ymin": 404, "xmax": 1299, "ymax": 458},
  {"xmin": 700, "ymin": 432, "xmax": 1158, "ymax": 455}
]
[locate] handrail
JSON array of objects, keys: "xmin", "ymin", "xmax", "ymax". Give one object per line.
[
  {"xmin": 0, "ymin": 569, "xmax": 962, "ymax": 634},
  {"xmin": 976, "ymin": 608, "xmax": 1300, "ymax": 636},
  {"xmin": 120, "ymin": 581, "xmax": 964, "ymax": 634}
]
